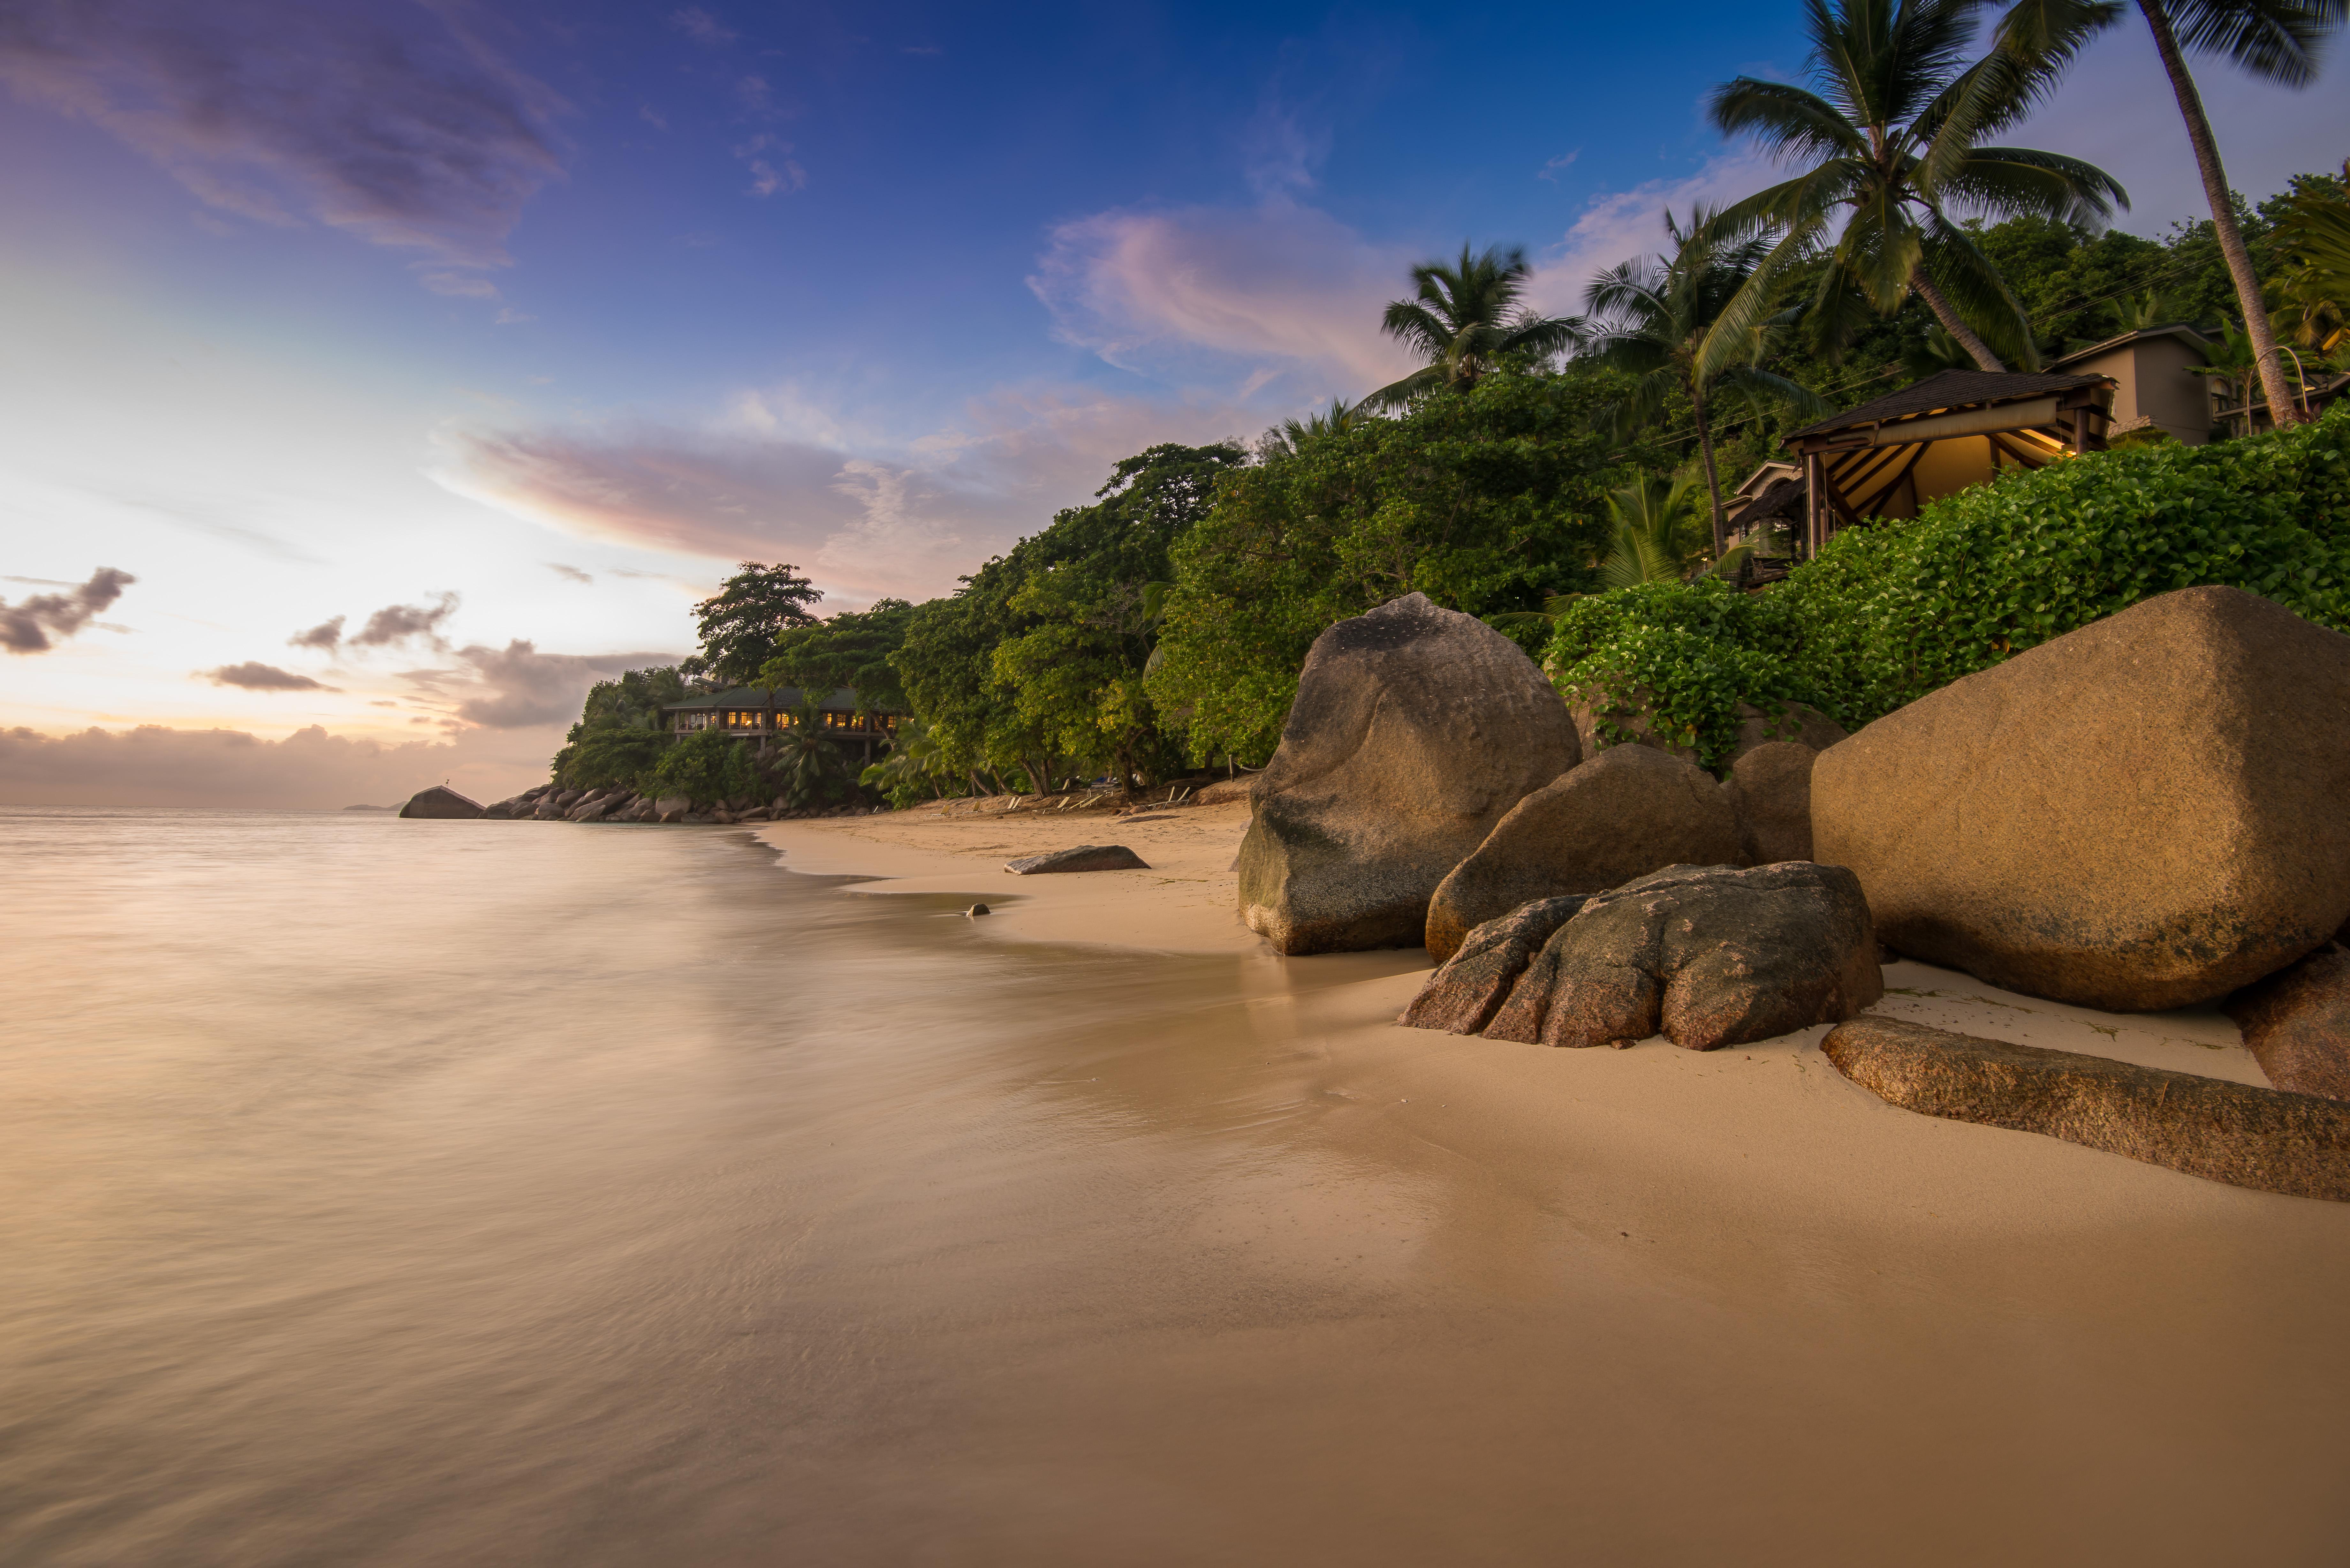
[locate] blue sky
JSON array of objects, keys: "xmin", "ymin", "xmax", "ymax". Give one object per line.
[{"xmin": 3, "ymin": 0, "xmax": 2345, "ymax": 804}]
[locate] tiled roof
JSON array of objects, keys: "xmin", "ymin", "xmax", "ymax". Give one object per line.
[{"xmin": 1786, "ymin": 369, "xmax": 2111, "ymax": 440}]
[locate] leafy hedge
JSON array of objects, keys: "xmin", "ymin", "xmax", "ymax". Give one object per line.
[{"xmin": 1543, "ymin": 403, "xmax": 2350, "ymax": 766}]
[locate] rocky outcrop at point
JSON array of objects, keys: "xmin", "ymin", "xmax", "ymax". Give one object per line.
[
  {"xmin": 1422, "ymin": 745, "xmax": 1741, "ymax": 962},
  {"xmin": 1722, "ymin": 741, "xmax": 1817, "ymax": 866},
  {"xmin": 398, "ymin": 785, "xmax": 484, "ymax": 820},
  {"xmin": 1239, "ymin": 592, "xmax": 1579, "ymax": 954},
  {"xmin": 1479, "ymin": 863, "xmax": 1880, "ymax": 1050},
  {"xmin": 1812, "ymin": 586, "xmax": 2350, "ymax": 1012},
  {"xmin": 2225, "ymin": 947, "xmax": 2350, "ymax": 1103},
  {"xmin": 1822, "ymin": 1014, "xmax": 2350, "ymax": 1202},
  {"xmin": 1006, "ymin": 844, "xmax": 1150, "ymax": 874}
]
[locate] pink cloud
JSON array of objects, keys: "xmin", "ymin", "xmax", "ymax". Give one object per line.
[{"xmin": 0, "ymin": 722, "xmax": 555, "ymax": 808}]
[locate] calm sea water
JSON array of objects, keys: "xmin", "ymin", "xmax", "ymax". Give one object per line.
[{"xmin": 9, "ymin": 809, "xmax": 2350, "ymax": 1566}]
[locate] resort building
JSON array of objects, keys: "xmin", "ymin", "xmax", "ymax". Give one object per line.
[
  {"xmin": 2046, "ymin": 324, "xmax": 2217, "ymax": 444},
  {"xmin": 659, "ymin": 686, "xmax": 905, "ymax": 763}
]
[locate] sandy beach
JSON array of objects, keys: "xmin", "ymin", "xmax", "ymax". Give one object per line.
[{"xmin": 758, "ymin": 798, "xmax": 2350, "ymax": 1561}]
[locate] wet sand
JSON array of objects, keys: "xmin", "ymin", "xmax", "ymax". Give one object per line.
[{"xmin": 762, "ymin": 800, "xmax": 2350, "ymax": 1563}]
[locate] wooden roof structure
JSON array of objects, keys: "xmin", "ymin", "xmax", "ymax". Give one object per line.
[{"xmin": 1785, "ymin": 369, "xmax": 2116, "ymax": 554}]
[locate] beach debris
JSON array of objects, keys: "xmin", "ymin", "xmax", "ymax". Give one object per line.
[
  {"xmin": 1822, "ymin": 1014, "xmax": 2350, "ymax": 1202},
  {"xmin": 2225, "ymin": 946, "xmax": 2350, "ymax": 1102},
  {"xmin": 1720, "ymin": 741, "xmax": 1817, "ymax": 867},
  {"xmin": 1815, "ymin": 586, "xmax": 2350, "ymax": 1012},
  {"xmin": 1401, "ymin": 895, "xmax": 1589, "ymax": 1035},
  {"xmin": 1004, "ymin": 844, "xmax": 1150, "ymax": 874},
  {"xmin": 1423, "ymin": 745, "xmax": 1739, "ymax": 962},
  {"xmin": 1239, "ymin": 592, "xmax": 1579, "ymax": 955},
  {"xmin": 1404, "ymin": 863, "xmax": 1879, "ymax": 1051},
  {"xmin": 397, "ymin": 785, "xmax": 484, "ymax": 819},
  {"xmin": 965, "ymin": 903, "xmax": 991, "ymax": 917}
]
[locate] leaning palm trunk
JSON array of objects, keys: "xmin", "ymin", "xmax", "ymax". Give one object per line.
[
  {"xmin": 2138, "ymin": 0, "xmax": 2307, "ymax": 425},
  {"xmin": 1690, "ymin": 383, "xmax": 1729, "ymax": 558},
  {"xmin": 1909, "ymin": 270, "xmax": 2008, "ymax": 372}
]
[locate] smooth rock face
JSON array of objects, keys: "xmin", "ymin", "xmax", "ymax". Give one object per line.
[
  {"xmin": 1423, "ymin": 746, "xmax": 1741, "ymax": 962},
  {"xmin": 1477, "ymin": 863, "xmax": 1881, "ymax": 1051},
  {"xmin": 1239, "ymin": 592, "xmax": 1580, "ymax": 954},
  {"xmin": 1722, "ymin": 741, "xmax": 1817, "ymax": 866},
  {"xmin": 1400, "ymin": 896, "xmax": 1588, "ymax": 1035},
  {"xmin": 1823, "ymin": 1015, "xmax": 2350, "ymax": 1202},
  {"xmin": 398, "ymin": 786, "xmax": 484, "ymax": 820},
  {"xmin": 654, "ymin": 795, "xmax": 690, "ymax": 824},
  {"xmin": 2225, "ymin": 947, "xmax": 2350, "ymax": 1102},
  {"xmin": 1813, "ymin": 586, "xmax": 2350, "ymax": 1012},
  {"xmin": 1195, "ymin": 776, "xmax": 1253, "ymax": 805},
  {"xmin": 1005, "ymin": 844, "xmax": 1149, "ymax": 874}
]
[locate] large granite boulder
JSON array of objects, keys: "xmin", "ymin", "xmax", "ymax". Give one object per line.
[
  {"xmin": 1400, "ymin": 896, "xmax": 1589, "ymax": 1035},
  {"xmin": 1007, "ymin": 844, "xmax": 1149, "ymax": 874},
  {"xmin": 2225, "ymin": 947, "xmax": 2350, "ymax": 1102},
  {"xmin": 1474, "ymin": 863, "xmax": 1880, "ymax": 1050},
  {"xmin": 1422, "ymin": 745, "xmax": 1741, "ymax": 962},
  {"xmin": 398, "ymin": 785, "xmax": 483, "ymax": 820},
  {"xmin": 1813, "ymin": 586, "xmax": 2350, "ymax": 1011},
  {"xmin": 1239, "ymin": 593, "xmax": 1579, "ymax": 954},
  {"xmin": 1823, "ymin": 1015, "xmax": 2350, "ymax": 1202},
  {"xmin": 654, "ymin": 795, "xmax": 690, "ymax": 824},
  {"xmin": 1721, "ymin": 741, "xmax": 1817, "ymax": 866}
]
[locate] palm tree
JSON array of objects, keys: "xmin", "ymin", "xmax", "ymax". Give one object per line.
[
  {"xmin": 2270, "ymin": 159, "xmax": 2350, "ymax": 361},
  {"xmin": 2104, "ymin": 285, "xmax": 2184, "ymax": 333},
  {"xmin": 1574, "ymin": 207, "xmax": 1829, "ymax": 554},
  {"xmin": 1598, "ymin": 475, "xmax": 1713, "ymax": 588},
  {"xmin": 1361, "ymin": 244, "xmax": 1579, "ymax": 409},
  {"xmin": 1256, "ymin": 398, "xmax": 1362, "ymax": 459},
  {"xmin": 2186, "ymin": 315, "xmax": 2263, "ymax": 433},
  {"xmin": 1710, "ymin": 0, "xmax": 2129, "ymax": 374},
  {"xmin": 2088, "ymin": 0, "xmax": 2343, "ymax": 425},
  {"xmin": 772, "ymin": 700, "xmax": 843, "ymax": 806}
]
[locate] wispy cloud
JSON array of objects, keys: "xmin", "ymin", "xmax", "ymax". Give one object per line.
[
  {"xmin": 732, "ymin": 133, "xmax": 805, "ymax": 197},
  {"xmin": 201, "ymin": 661, "xmax": 336, "ymax": 692},
  {"xmin": 670, "ymin": 8, "xmax": 738, "ymax": 48},
  {"xmin": 349, "ymin": 592, "xmax": 460, "ymax": 651},
  {"xmin": 1, "ymin": 567, "xmax": 134, "ymax": 654},
  {"xmin": 288, "ymin": 615, "xmax": 344, "ymax": 651},
  {"xmin": 544, "ymin": 562, "xmax": 594, "ymax": 584},
  {"xmin": 0, "ymin": 0, "xmax": 567, "ymax": 272},
  {"xmin": 451, "ymin": 640, "xmax": 678, "ymax": 728},
  {"xmin": 1536, "ymin": 150, "xmax": 1581, "ymax": 184}
]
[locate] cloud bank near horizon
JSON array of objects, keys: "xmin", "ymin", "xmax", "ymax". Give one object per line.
[{"xmin": 0, "ymin": 721, "xmax": 554, "ymax": 809}]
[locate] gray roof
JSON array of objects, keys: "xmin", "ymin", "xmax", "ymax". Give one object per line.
[
  {"xmin": 2048, "ymin": 324, "xmax": 2211, "ymax": 372},
  {"xmin": 1730, "ymin": 475, "xmax": 1806, "ymax": 524},
  {"xmin": 1786, "ymin": 370, "xmax": 2112, "ymax": 441},
  {"xmin": 659, "ymin": 685, "xmax": 868, "ymax": 713}
]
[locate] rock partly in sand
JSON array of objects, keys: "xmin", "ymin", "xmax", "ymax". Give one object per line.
[
  {"xmin": 1475, "ymin": 862, "xmax": 1881, "ymax": 1051},
  {"xmin": 1195, "ymin": 776, "xmax": 1254, "ymax": 805},
  {"xmin": 398, "ymin": 785, "xmax": 484, "ymax": 820},
  {"xmin": 1822, "ymin": 1014, "xmax": 2350, "ymax": 1202},
  {"xmin": 1006, "ymin": 844, "xmax": 1150, "ymax": 874},
  {"xmin": 1401, "ymin": 895, "xmax": 1589, "ymax": 1035},
  {"xmin": 1239, "ymin": 592, "xmax": 1579, "ymax": 955},
  {"xmin": 2225, "ymin": 947, "xmax": 2350, "ymax": 1103},
  {"xmin": 966, "ymin": 903, "xmax": 990, "ymax": 917},
  {"xmin": 1722, "ymin": 741, "xmax": 1818, "ymax": 866},
  {"xmin": 1813, "ymin": 586, "xmax": 2350, "ymax": 1012},
  {"xmin": 1422, "ymin": 745, "xmax": 1741, "ymax": 962}
]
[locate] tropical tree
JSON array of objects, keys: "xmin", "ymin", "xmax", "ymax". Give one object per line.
[
  {"xmin": 2064, "ymin": 0, "xmax": 2345, "ymax": 424},
  {"xmin": 1709, "ymin": 0, "xmax": 2129, "ymax": 373},
  {"xmin": 654, "ymin": 724, "xmax": 760, "ymax": 806},
  {"xmin": 2270, "ymin": 160, "xmax": 2350, "ymax": 360},
  {"xmin": 684, "ymin": 562, "xmax": 822, "ymax": 685},
  {"xmin": 771, "ymin": 700, "xmax": 844, "ymax": 807},
  {"xmin": 1257, "ymin": 398, "xmax": 1364, "ymax": 459},
  {"xmin": 860, "ymin": 716, "xmax": 957, "ymax": 807},
  {"xmin": 760, "ymin": 599, "xmax": 916, "ymax": 713},
  {"xmin": 1597, "ymin": 475, "xmax": 1712, "ymax": 589},
  {"xmin": 2187, "ymin": 314, "xmax": 2263, "ymax": 432},
  {"xmin": 1361, "ymin": 245, "xmax": 1580, "ymax": 409},
  {"xmin": 1573, "ymin": 206, "xmax": 1827, "ymax": 553}
]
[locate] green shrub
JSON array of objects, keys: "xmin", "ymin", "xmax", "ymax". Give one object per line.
[
  {"xmin": 1777, "ymin": 401, "xmax": 2350, "ymax": 723},
  {"xmin": 653, "ymin": 726, "xmax": 761, "ymax": 806}
]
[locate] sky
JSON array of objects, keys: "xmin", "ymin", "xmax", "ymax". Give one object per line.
[{"xmin": 3, "ymin": 0, "xmax": 2346, "ymax": 806}]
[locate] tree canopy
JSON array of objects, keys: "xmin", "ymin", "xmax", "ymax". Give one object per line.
[{"xmin": 685, "ymin": 562, "xmax": 822, "ymax": 686}]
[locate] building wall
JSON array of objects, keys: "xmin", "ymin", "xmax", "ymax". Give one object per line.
[
  {"xmin": 2071, "ymin": 339, "xmax": 2210, "ymax": 444},
  {"xmin": 1909, "ymin": 434, "xmax": 1998, "ymax": 508}
]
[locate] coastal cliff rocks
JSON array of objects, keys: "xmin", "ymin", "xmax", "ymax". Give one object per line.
[
  {"xmin": 1400, "ymin": 895, "xmax": 1589, "ymax": 1035},
  {"xmin": 1823, "ymin": 1015, "xmax": 2350, "ymax": 1202},
  {"xmin": 655, "ymin": 795, "xmax": 690, "ymax": 823},
  {"xmin": 2225, "ymin": 947, "xmax": 2350, "ymax": 1102},
  {"xmin": 1422, "ymin": 746, "xmax": 1741, "ymax": 962},
  {"xmin": 1007, "ymin": 844, "xmax": 1150, "ymax": 874},
  {"xmin": 1239, "ymin": 592, "xmax": 1580, "ymax": 954},
  {"xmin": 1721, "ymin": 741, "xmax": 1817, "ymax": 866},
  {"xmin": 1405, "ymin": 864, "xmax": 1880, "ymax": 1051},
  {"xmin": 399, "ymin": 785, "xmax": 483, "ymax": 819},
  {"xmin": 1812, "ymin": 586, "xmax": 2350, "ymax": 1013}
]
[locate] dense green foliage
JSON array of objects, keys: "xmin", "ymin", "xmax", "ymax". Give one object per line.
[
  {"xmin": 1546, "ymin": 403, "xmax": 2350, "ymax": 773},
  {"xmin": 893, "ymin": 442, "xmax": 1247, "ymax": 791},
  {"xmin": 760, "ymin": 599, "xmax": 915, "ymax": 712},
  {"xmin": 652, "ymin": 724, "xmax": 762, "ymax": 804},
  {"xmin": 551, "ymin": 665, "xmax": 696, "ymax": 789},
  {"xmin": 684, "ymin": 562, "xmax": 821, "ymax": 686},
  {"xmin": 1147, "ymin": 367, "xmax": 1628, "ymax": 764}
]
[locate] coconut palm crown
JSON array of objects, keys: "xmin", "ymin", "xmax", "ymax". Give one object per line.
[
  {"xmin": 1361, "ymin": 244, "xmax": 1580, "ymax": 410},
  {"xmin": 1573, "ymin": 205, "xmax": 1828, "ymax": 554},
  {"xmin": 1707, "ymin": 0, "xmax": 2129, "ymax": 373}
]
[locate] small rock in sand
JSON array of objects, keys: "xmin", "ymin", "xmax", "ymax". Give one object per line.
[{"xmin": 1005, "ymin": 845, "xmax": 1150, "ymax": 874}]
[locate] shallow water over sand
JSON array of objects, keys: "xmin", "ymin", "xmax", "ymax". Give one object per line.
[{"xmin": 6, "ymin": 809, "xmax": 2350, "ymax": 1565}]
